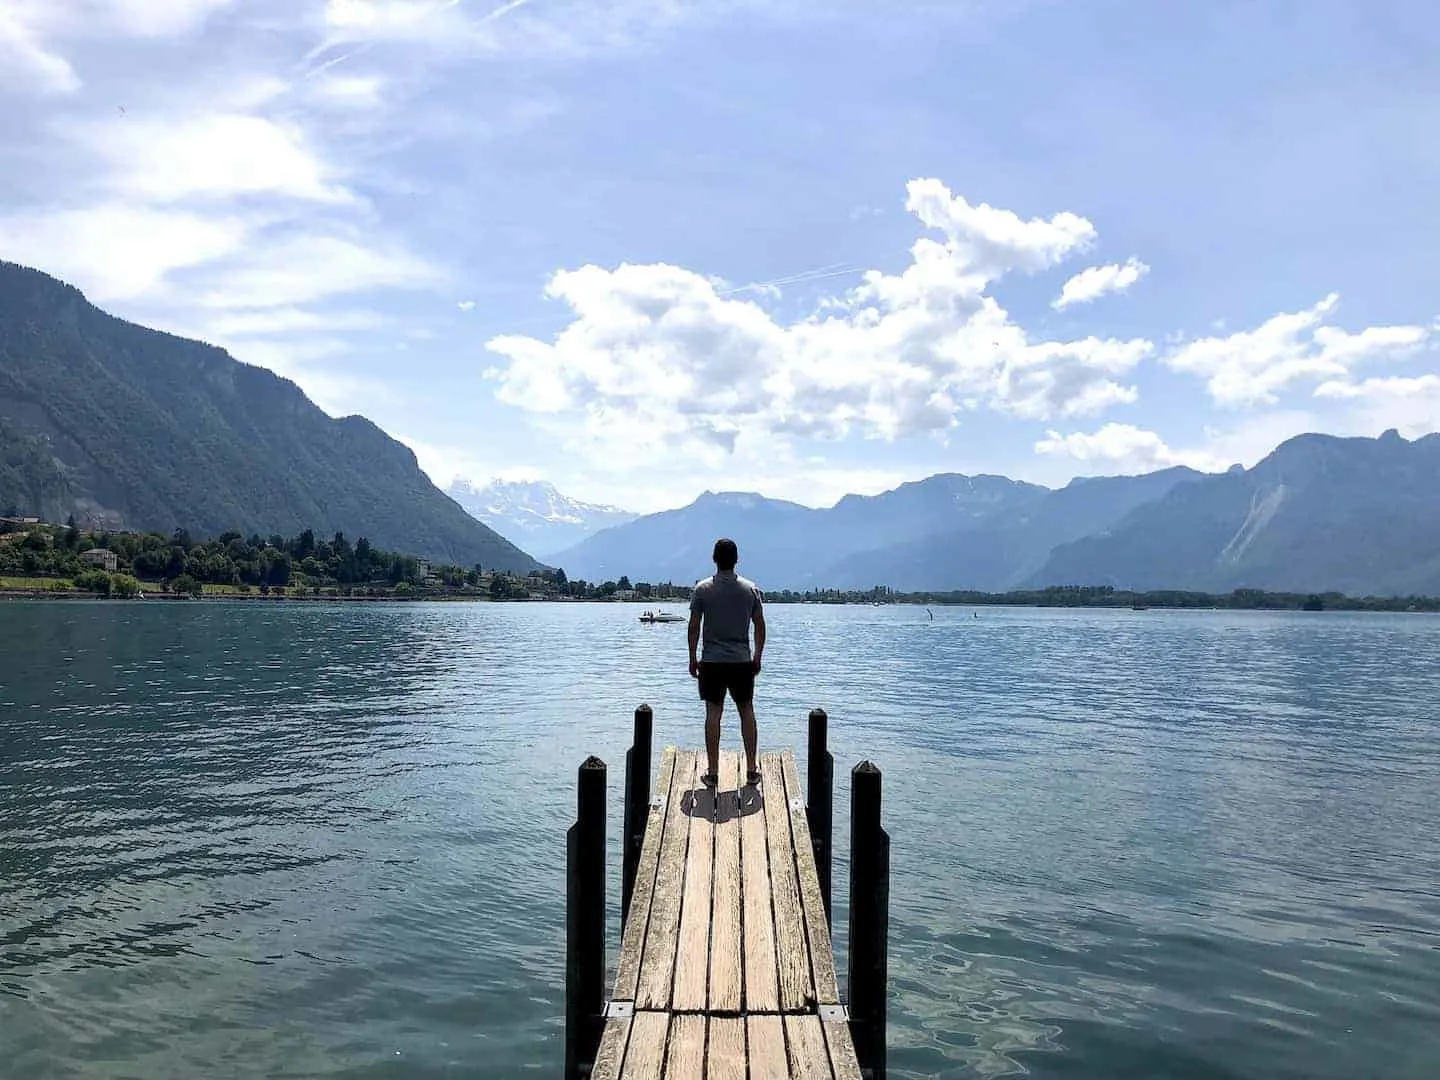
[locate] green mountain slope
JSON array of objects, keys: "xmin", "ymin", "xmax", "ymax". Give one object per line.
[{"xmin": 0, "ymin": 262, "xmax": 538, "ymax": 572}]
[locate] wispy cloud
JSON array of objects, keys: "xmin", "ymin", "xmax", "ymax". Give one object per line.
[
  {"xmin": 1052, "ymin": 257, "xmax": 1149, "ymax": 309},
  {"xmin": 0, "ymin": 9, "xmax": 81, "ymax": 94}
]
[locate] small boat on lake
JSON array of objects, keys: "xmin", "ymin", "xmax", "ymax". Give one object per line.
[{"xmin": 639, "ymin": 609, "xmax": 685, "ymax": 624}]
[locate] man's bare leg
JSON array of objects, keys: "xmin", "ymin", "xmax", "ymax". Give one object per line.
[
  {"xmin": 705, "ymin": 700, "xmax": 723, "ymax": 781},
  {"xmin": 737, "ymin": 700, "xmax": 758, "ymax": 778}
]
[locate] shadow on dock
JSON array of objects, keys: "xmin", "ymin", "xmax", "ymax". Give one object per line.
[{"xmin": 680, "ymin": 784, "xmax": 763, "ymax": 822}]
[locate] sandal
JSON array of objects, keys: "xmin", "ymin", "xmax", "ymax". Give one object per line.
[
  {"xmin": 746, "ymin": 769, "xmax": 761, "ymax": 787},
  {"xmin": 701, "ymin": 773, "xmax": 719, "ymax": 789}
]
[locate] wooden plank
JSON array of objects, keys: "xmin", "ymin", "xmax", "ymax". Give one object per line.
[
  {"xmin": 740, "ymin": 751, "xmax": 779, "ymax": 1012},
  {"xmin": 614, "ymin": 748, "xmax": 680, "ymax": 1002},
  {"xmin": 780, "ymin": 750, "xmax": 841, "ymax": 1005},
  {"xmin": 706, "ymin": 1017, "xmax": 746, "ymax": 1080},
  {"xmin": 663, "ymin": 1014, "xmax": 706, "ymax": 1080},
  {"xmin": 746, "ymin": 1015, "xmax": 789, "ymax": 1080},
  {"xmin": 618, "ymin": 1011, "xmax": 670, "ymax": 1080},
  {"xmin": 637, "ymin": 750, "xmax": 698, "ymax": 1009},
  {"xmin": 822, "ymin": 1021, "xmax": 863, "ymax": 1080},
  {"xmin": 673, "ymin": 750, "xmax": 716, "ymax": 1012},
  {"xmin": 785, "ymin": 1015, "xmax": 833, "ymax": 1079},
  {"xmin": 708, "ymin": 750, "xmax": 743, "ymax": 1013},
  {"xmin": 591, "ymin": 1018, "xmax": 632, "ymax": 1080},
  {"xmin": 761, "ymin": 752, "xmax": 814, "ymax": 1011}
]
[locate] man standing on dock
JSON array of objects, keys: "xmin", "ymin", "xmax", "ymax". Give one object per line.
[{"xmin": 688, "ymin": 537, "xmax": 766, "ymax": 790}]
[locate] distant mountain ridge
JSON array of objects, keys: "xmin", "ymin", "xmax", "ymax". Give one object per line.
[
  {"xmin": 1033, "ymin": 430, "xmax": 1440, "ymax": 595},
  {"xmin": 0, "ymin": 262, "xmax": 539, "ymax": 572},
  {"xmin": 552, "ymin": 472, "xmax": 1074, "ymax": 589},
  {"xmin": 552, "ymin": 433, "xmax": 1440, "ymax": 595},
  {"xmin": 446, "ymin": 478, "xmax": 636, "ymax": 556}
]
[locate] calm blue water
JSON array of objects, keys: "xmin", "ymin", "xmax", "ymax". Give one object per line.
[{"xmin": 2, "ymin": 601, "xmax": 1438, "ymax": 1078}]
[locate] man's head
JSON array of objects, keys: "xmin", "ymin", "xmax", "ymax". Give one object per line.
[{"xmin": 712, "ymin": 537, "xmax": 738, "ymax": 572}]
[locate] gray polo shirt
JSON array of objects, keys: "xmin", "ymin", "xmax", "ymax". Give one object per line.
[{"xmin": 690, "ymin": 571, "xmax": 763, "ymax": 663}]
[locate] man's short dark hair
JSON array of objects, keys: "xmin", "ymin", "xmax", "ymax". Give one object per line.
[{"xmin": 713, "ymin": 537, "xmax": 738, "ymax": 571}]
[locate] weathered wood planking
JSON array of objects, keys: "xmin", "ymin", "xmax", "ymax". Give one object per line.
[
  {"xmin": 663, "ymin": 1013, "xmax": 706, "ymax": 1078},
  {"xmin": 672, "ymin": 753, "xmax": 716, "ymax": 1011},
  {"xmin": 780, "ymin": 751, "xmax": 841, "ymax": 1005},
  {"xmin": 618, "ymin": 1011, "xmax": 669, "ymax": 1080},
  {"xmin": 823, "ymin": 1021, "xmax": 864, "ymax": 1080},
  {"xmin": 762, "ymin": 752, "xmax": 814, "ymax": 1010},
  {"xmin": 590, "ymin": 1017, "xmax": 631, "ymax": 1080},
  {"xmin": 708, "ymin": 751, "xmax": 743, "ymax": 1013},
  {"xmin": 745, "ymin": 1015, "xmax": 788, "ymax": 1080},
  {"xmin": 613, "ymin": 748, "xmax": 679, "ymax": 1003},
  {"xmin": 785, "ymin": 1014, "xmax": 831, "ymax": 1076},
  {"xmin": 739, "ymin": 754, "xmax": 779, "ymax": 1012},
  {"xmin": 636, "ymin": 750, "xmax": 697, "ymax": 1009},
  {"xmin": 707, "ymin": 1016, "xmax": 746, "ymax": 1080},
  {"xmin": 591, "ymin": 742, "xmax": 867, "ymax": 1080}
]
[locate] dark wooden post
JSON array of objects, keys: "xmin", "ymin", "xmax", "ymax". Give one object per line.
[
  {"xmin": 565, "ymin": 756, "xmax": 606, "ymax": 1080},
  {"xmin": 622, "ymin": 704, "xmax": 653, "ymax": 922},
  {"xmin": 807, "ymin": 707, "xmax": 834, "ymax": 926},
  {"xmin": 848, "ymin": 760, "xmax": 889, "ymax": 1080}
]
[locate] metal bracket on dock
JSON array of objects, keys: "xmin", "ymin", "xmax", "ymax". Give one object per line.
[
  {"xmin": 819, "ymin": 1004, "xmax": 849, "ymax": 1022},
  {"xmin": 603, "ymin": 1001, "xmax": 634, "ymax": 1019}
]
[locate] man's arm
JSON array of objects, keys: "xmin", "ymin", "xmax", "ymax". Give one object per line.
[
  {"xmin": 688, "ymin": 592, "xmax": 702, "ymax": 676},
  {"xmin": 751, "ymin": 603, "xmax": 766, "ymax": 672}
]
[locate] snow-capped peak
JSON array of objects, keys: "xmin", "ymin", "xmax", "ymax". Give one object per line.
[{"xmin": 447, "ymin": 478, "xmax": 637, "ymax": 557}]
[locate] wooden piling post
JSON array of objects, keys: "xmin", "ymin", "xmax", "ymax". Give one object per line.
[
  {"xmin": 622, "ymin": 704, "xmax": 653, "ymax": 922},
  {"xmin": 565, "ymin": 756, "xmax": 607, "ymax": 1080},
  {"xmin": 807, "ymin": 707, "xmax": 834, "ymax": 926},
  {"xmin": 848, "ymin": 760, "xmax": 889, "ymax": 1080}
]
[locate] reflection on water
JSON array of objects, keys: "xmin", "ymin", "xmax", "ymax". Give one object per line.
[{"xmin": 2, "ymin": 602, "xmax": 1439, "ymax": 1078}]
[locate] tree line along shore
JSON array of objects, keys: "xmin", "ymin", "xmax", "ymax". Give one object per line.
[{"xmin": 1, "ymin": 519, "xmax": 1436, "ymax": 611}]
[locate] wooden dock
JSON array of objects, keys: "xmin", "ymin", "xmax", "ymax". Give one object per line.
[{"xmin": 565, "ymin": 708, "xmax": 889, "ymax": 1080}]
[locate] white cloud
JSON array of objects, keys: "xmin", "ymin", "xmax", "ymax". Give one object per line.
[
  {"xmin": 193, "ymin": 234, "xmax": 441, "ymax": 309},
  {"xmin": 106, "ymin": 0, "xmax": 236, "ymax": 37},
  {"xmin": 484, "ymin": 178, "xmax": 1148, "ymax": 468},
  {"xmin": 0, "ymin": 204, "xmax": 251, "ymax": 302},
  {"xmin": 1034, "ymin": 410, "xmax": 1325, "ymax": 478},
  {"xmin": 82, "ymin": 113, "xmax": 353, "ymax": 205},
  {"xmin": 395, "ymin": 433, "xmax": 495, "ymax": 490},
  {"xmin": 1053, "ymin": 256, "xmax": 1149, "ymax": 309},
  {"xmin": 1035, "ymin": 423, "xmax": 1199, "ymax": 472},
  {"xmin": 309, "ymin": 73, "xmax": 387, "ymax": 109},
  {"xmin": 1315, "ymin": 374, "xmax": 1440, "ymax": 438},
  {"xmin": 0, "ymin": 0, "xmax": 234, "ymax": 93},
  {"xmin": 0, "ymin": 8, "xmax": 81, "ymax": 94},
  {"xmin": 198, "ymin": 307, "xmax": 391, "ymax": 337},
  {"xmin": 320, "ymin": 0, "xmax": 472, "ymax": 45},
  {"xmin": 1165, "ymin": 293, "xmax": 1431, "ymax": 407},
  {"xmin": 457, "ymin": 300, "xmax": 476, "ymax": 311}
]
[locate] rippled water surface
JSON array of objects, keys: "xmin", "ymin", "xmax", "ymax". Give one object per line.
[{"xmin": 3, "ymin": 601, "xmax": 1439, "ymax": 1078}]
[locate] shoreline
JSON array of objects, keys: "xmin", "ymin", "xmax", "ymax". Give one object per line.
[{"xmin": 3, "ymin": 587, "xmax": 1435, "ymax": 614}]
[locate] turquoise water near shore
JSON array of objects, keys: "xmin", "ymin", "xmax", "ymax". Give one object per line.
[{"xmin": 2, "ymin": 601, "xmax": 1439, "ymax": 1078}]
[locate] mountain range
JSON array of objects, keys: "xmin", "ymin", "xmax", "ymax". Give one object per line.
[
  {"xmin": 446, "ymin": 478, "xmax": 636, "ymax": 556},
  {"xmin": 4, "ymin": 260, "xmax": 1437, "ymax": 596},
  {"xmin": 0, "ymin": 262, "xmax": 538, "ymax": 573},
  {"xmin": 551, "ymin": 432, "xmax": 1440, "ymax": 596}
]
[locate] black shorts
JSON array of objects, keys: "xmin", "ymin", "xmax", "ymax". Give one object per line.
[{"xmin": 697, "ymin": 661, "xmax": 756, "ymax": 705}]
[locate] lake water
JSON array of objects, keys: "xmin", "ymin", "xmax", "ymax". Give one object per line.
[{"xmin": 2, "ymin": 600, "xmax": 1439, "ymax": 1079}]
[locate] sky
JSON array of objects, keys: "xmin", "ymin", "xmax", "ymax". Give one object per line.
[{"xmin": 1, "ymin": 0, "xmax": 1438, "ymax": 514}]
